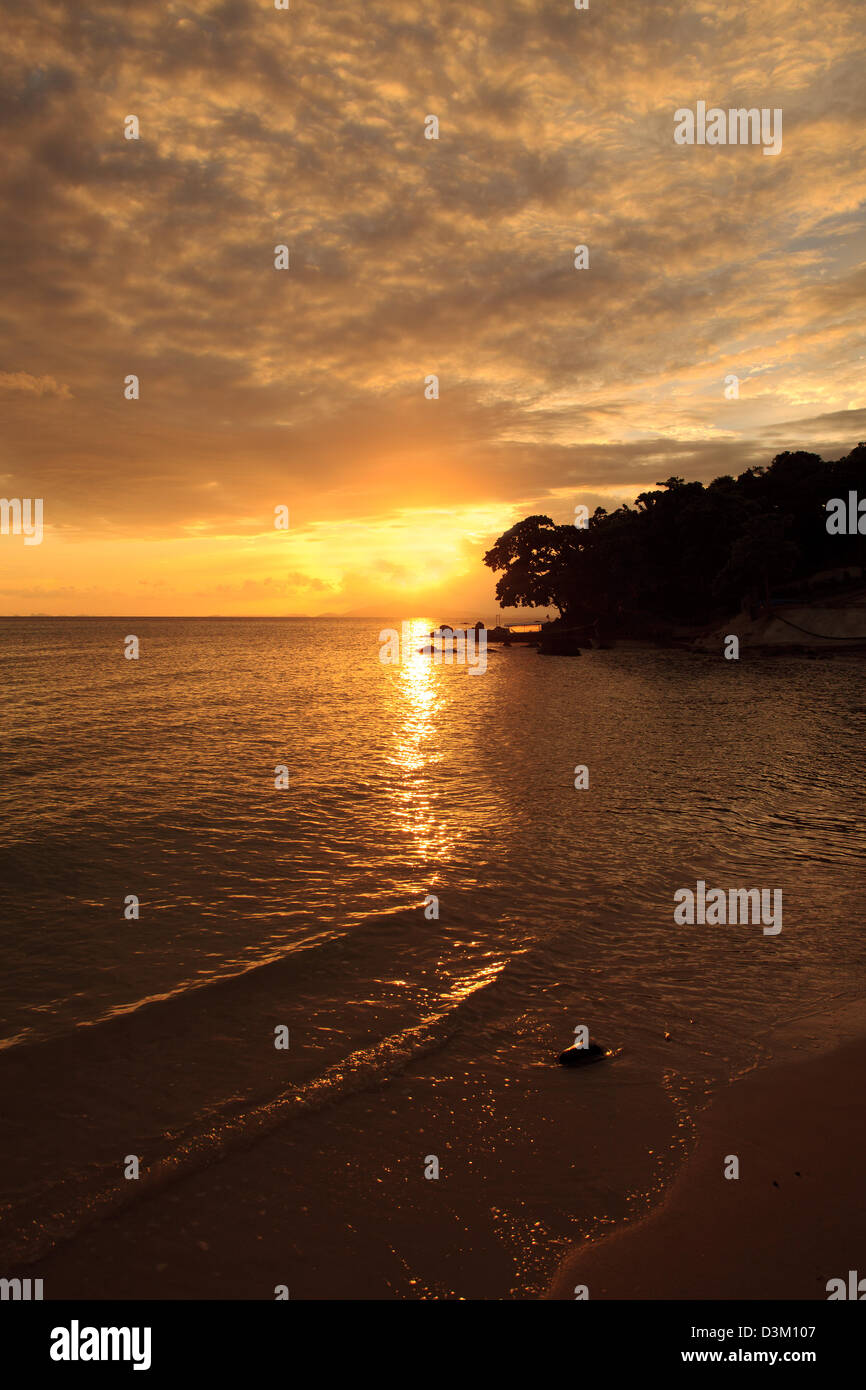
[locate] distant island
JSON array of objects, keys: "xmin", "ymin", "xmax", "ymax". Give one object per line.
[{"xmin": 483, "ymin": 445, "xmax": 866, "ymax": 651}]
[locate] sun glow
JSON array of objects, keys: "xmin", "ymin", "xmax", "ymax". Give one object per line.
[{"xmin": 0, "ymin": 504, "xmax": 520, "ymax": 616}]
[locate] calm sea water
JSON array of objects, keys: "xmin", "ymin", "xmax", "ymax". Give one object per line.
[{"xmin": 0, "ymin": 618, "xmax": 864, "ymax": 1294}]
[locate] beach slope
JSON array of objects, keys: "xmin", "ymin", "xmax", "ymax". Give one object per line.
[{"xmin": 547, "ymin": 1033, "xmax": 866, "ymax": 1300}]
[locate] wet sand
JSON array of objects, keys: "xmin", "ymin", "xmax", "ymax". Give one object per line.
[
  {"xmin": 547, "ymin": 1025, "xmax": 866, "ymax": 1300},
  {"xmin": 18, "ymin": 999, "xmax": 866, "ymax": 1302}
]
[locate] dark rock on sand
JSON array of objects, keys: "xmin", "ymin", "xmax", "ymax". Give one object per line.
[{"xmin": 558, "ymin": 1042, "xmax": 606, "ymax": 1067}]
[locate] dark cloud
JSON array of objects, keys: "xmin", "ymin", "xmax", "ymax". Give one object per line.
[{"xmin": 0, "ymin": 0, "xmax": 863, "ymax": 610}]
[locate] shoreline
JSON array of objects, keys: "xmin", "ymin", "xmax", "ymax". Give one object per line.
[
  {"xmin": 17, "ymin": 997, "xmax": 866, "ymax": 1301},
  {"xmin": 545, "ymin": 999, "xmax": 866, "ymax": 1300}
]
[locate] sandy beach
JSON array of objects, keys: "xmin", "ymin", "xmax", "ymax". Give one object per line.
[
  {"xmin": 18, "ymin": 998, "xmax": 866, "ymax": 1302},
  {"xmin": 547, "ymin": 1010, "xmax": 866, "ymax": 1301}
]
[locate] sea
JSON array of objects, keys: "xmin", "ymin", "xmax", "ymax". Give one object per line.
[{"xmin": 0, "ymin": 617, "xmax": 864, "ymax": 1297}]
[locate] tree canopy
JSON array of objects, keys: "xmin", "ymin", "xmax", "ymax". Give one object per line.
[{"xmin": 483, "ymin": 445, "xmax": 866, "ymax": 632}]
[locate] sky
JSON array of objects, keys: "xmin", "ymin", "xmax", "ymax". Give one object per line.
[{"xmin": 0, "ymin": 0, "xmax": 864, "ymax": 617}]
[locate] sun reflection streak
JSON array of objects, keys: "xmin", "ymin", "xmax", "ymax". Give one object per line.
[
  {"xmin": 390, "ymin": 618, "xmax": 440, "ymax": 776},
  {"xmin": 386, "ymin": 617, "xmax": 455, "ymax": 864}
]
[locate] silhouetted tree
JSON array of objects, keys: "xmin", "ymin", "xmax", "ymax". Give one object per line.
[
  {"xmin": 482, "ymin": 515, "xmax": 581, "ymax": 618},
  {"xmin": 483, "ymin": 447, "xmax": 866, "ymax": 633}
]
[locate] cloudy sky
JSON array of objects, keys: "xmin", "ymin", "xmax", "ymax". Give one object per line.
[{"xmin": 1, "ymin": 0, "xmax": 864, "ymax": 616}]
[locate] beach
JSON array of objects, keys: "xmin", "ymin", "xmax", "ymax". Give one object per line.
[
  {"xmin": 2, "ymin": 0, "xmax": 865, "ymax": 1326},
  {"xmin": 548, "ymin": 1004, "xmax": 866, "ymax": 1301},
  {"xmin": 20, "ymin": 998, "xmax": 866, "ymax": 1302}
]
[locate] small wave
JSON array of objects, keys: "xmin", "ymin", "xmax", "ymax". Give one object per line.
[
  {"xmin": 8, "ymin": 959, "xmax": 505, "ymax": 1268},
  {"xmin": 0, "ymin": 906, "xmax": 425, "ymax": 1057}
]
